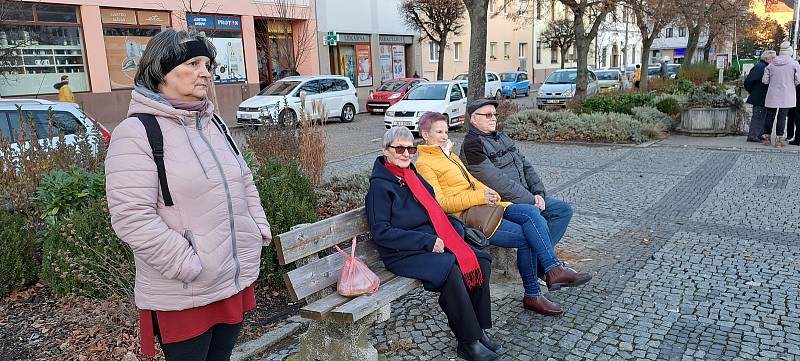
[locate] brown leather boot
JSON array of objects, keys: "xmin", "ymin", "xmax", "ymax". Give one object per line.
[
  {"xmin": 763, "ymin": 135, "xmax": 772, "ymax": 146},
  {"xmin": 523, "ymin": 295, "xmax": 563, "ymax": 316},
  {"xmin": 776, "ymin": 136, "xmax": 785, "ymax": 148},
  {"xmin": 545, "ymin": 265, "xmax": 593, "ymax": 291}
]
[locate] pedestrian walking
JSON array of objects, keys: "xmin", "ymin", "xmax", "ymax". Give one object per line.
[
  {"xmin": 744, "ymin": 50, "xmax": 776, "ymax": 142},
  {"xmin": 53, "ymin": 75, "xmax": 75, "ymax": 102},
  {"xmin": 659, "ymin": 57, "xmax": 669, "ymax": 79},
  {"xmin": 634, "ymin": 64, "xmax": 641, "ymax": 89},
  {"xmin": 762, "ymin": 41, "xmax": 800, "ymax": 148}
]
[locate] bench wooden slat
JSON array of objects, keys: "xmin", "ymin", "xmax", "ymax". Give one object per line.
[
  {"xmin": 330, "ymin": 276, "xmax": 422, "ymax": 323},
  {"xmin": 283, "ymin": 238, "xmax": 382, "ymax": 302},
  {"xmin": 299, "ymin": 267, "xmax": 397, "ymax": 321},
  {"xmin": 274, "ymin": 207, "xmax": 368, "ymax": 265}
]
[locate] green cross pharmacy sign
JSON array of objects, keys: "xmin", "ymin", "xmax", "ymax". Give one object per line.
[{"xmin": 326, "ymin": 31, "xmax": 338, "ymax": 46}]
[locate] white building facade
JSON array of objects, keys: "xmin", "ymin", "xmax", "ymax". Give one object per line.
[{"xmin": 595, "ymin": 8, "xmax": 643, "ymax": 69}]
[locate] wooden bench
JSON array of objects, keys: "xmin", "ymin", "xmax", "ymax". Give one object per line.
[{"xmin": 274, "ymin": 206, "xmax": 422, "ymax": 361}]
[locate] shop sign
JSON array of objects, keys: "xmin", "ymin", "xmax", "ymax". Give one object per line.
[
  {"xmin": 379, "ymin": 35, "xmax": 413, "ymax": 44},
  {"xmin": 100, "ymin": 8, "xmax": 137, "ymax": 25},
  {"xmin": 215, "ymin": 16, "xmax": 241, "ymax": 30},
  {"xmin": 188, "ymin": 14, "xmax": 214, "ymax": 29},
  {"xmin": 338, "ymin": 33, "xmax": 370, "ymax": 43},
  {"xmin": 137, "ymin": 11, "xmax": 170, "ymax": 26}
]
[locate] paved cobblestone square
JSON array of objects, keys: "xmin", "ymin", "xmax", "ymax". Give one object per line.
[{"xmin": 264, "ymin": 136, "xmax": 800, "ymax": 361}]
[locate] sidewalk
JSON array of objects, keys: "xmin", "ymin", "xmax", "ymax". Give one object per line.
[{"xmin": 653, "ymin": 134, "xmax": 800, "ymax": 152}]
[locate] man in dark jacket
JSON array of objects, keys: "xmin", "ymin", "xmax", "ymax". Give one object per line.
[
  {"xmin": 744, "ymin": 50, "xmax": 776, "ymax": 142},
  {"xmin": 460, "ymin": 99, "xmax": 574, "ymax": 248}
]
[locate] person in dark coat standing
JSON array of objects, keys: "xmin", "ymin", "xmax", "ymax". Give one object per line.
[
  {"xmin": 745, "ymin": 50, "xmax": 776, "ymax": 142},
  {"xmin": 366, "ymin": 126, "xmax": 500, "ymax": 361}
]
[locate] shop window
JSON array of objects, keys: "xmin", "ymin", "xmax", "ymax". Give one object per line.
[
  {"xmin": 0, "ymin": 3, "xmax": 89, "ymax": 97},
  {"xmin": 188, "ymin": 14, "xmax": 247, "ymax": 84},
  {"xmin": 101, "ymin": 8, "xmax": 170, "ymax": 89}
]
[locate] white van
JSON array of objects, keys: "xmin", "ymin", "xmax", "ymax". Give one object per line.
[{"xmin": 237, "ymin": 75, "xmax": 359, "ymax": 126}]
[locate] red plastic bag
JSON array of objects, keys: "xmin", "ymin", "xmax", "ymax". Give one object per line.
[{"xmin": 335, "ymin": 236, "xmax": 380, "ymax": 297}]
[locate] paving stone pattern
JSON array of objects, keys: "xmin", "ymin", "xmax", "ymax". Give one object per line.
[{"xmin": 264, "ymin": 143, "xmax": 800, "ymax": 360}]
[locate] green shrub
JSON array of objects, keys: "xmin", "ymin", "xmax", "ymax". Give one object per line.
[
  {"xmin": 0, "ymin": 211, "xmax": 38, "ymax": 298},
  {"xmin": 654, "ymin": 96, "xmax": 682, "ymax": 117},
  {"xmin": 579, "ymin": 93, "xmax": 655, "ymax": 115},
  {"xmin": 317, "ymin": 171, "xmax": 370, "ymax": 219},
  {"xmin": 686, "ymin": 84, "xmax": 743, "ymax": 108},
  {"xmin": 666, "ymin": 79, "xmax": 695, "ymax": 95},
  {"xmin": 35, "ymin": 166, "xmax": 105, "ymax": 225},
  {"xmin": 39, "ymin": 198, "xmax": 134, "ymax": 298},
  {"xmin": 505, "ymin": 109, "xmax": 657, "ymax": 144},
  {"xmin": 724, "ymin": 67, "xmax": 742, "ymax": 81},
  {"xmin": 254, "ymin": 159, "xmax": 319, "ymax": 287},
  {"xmin": 631, "ymin": 106, "xmax": 674, "ymax": 131},
  {"xmin": 678, "ymin": 62, "xmax": 717, "ymax": 85}
]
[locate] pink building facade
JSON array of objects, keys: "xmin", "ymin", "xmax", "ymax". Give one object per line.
[{"xmin": 0, "ymin": 0, "xmax": 319, "ymax": 126}]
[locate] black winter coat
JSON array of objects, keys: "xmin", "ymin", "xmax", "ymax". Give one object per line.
[{"xmin": 746, "ymin": 60, "xmax": 770, "ymax": 106}]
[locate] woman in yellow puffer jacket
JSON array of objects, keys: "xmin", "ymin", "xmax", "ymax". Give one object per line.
[{"xmin": 415, "ymin": 112, "xmax": 590, "ymax": 316}]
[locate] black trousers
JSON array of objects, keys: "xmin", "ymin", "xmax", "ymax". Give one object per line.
[
  {"xmin": 764, "ymin": 107, "xmax": 789, "ymax": 137},
  {"xmin": 437, "ymin": 258, "xmax": 492, "ymax": 343},
  {"xmin": 153, "ymin": 313, "xmax": 243, "ymax": 361},
  {"xmin": 787, "ymin": 107, "xmax": 799, "ymax": 139}
]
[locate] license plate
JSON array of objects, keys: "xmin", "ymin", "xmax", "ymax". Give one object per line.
[
  {"xmin": 374, "ymin": 108, "xmax": 385, "ymax": 113},
  {"xmin": 241, "ymin": 113, "xmax": 254, "ymax": 119},
  {"xmin": 546, "ymin": 100, "xmax": 560, "ymax": 104},
  {"xmin": 393, "ymin": 120, "xmax": 412, "ymax": 126}
]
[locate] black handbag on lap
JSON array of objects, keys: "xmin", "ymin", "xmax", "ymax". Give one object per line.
[{"xmin": 448, "ymin": 215, "xmax": 490, "ymax": 249}]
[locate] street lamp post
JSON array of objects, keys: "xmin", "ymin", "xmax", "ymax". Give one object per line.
[{"xmin": 793, "ymin": 0, "xmax": 800, "ymax": 49}]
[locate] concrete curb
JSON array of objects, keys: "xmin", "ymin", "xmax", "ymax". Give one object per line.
[{"xmin": 231, "ymin": 316, "xmax": 310, "ymax": 361}]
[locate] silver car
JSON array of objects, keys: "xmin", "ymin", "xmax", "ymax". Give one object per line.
[
  {"xmin": 536, "ymin": 69, "xmax": 599, "ymax": 109},
  {"xmin": 594, "ymin": 69, "xmax": 623, "ymax": 93}
]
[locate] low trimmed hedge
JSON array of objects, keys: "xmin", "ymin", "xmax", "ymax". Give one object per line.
[{"xmin": 579, "ymin": 93, "xmax": 656, "ymax": 115}]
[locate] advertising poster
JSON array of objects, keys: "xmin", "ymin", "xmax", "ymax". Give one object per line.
[
  {"xmin": 355, "ymin": 44, "xmax": 373, "ymax": 87},
  {"xmin": 379, "ymin": 45, "xmax": 393, "ymax": 83},
  {"xmin": 104, "ymin": 35, "xmax": 149, "ymax": 89},
  {"xmin": 392, "ymin": 45, "xmax": 406, "ymax": 79},
  {"xmin": 339, "ymin": 46, "xmax": 356, "ymax": 85},
  {"xmin": 208, "ymin": 37, "xmax": 246, "ymax": 83}
]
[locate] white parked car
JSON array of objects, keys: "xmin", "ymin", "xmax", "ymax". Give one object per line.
[
  {"xmin": 384, "ymin": 81, "xmax": 467, "ymax": 132},
  {"xmin": 237, "ymin": 75, "xmax": 359, "ymax": 126},
  {"xmin": 453, "ymin": 71, "xmax": 503, "ymax": 100},
  {"xmin": 0, "ymin": 99, "xmax": 109, "ymax": 154}
]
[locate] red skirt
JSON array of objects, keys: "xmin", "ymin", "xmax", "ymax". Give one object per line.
[{"xmin": 139, "ymin": 285, "xmax": 256, "ymax": 357}]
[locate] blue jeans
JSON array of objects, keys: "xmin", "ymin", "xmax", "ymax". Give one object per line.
[
  {"xmin": 540, "ymin": 196, "xmax": 574, "ymax": 246},
  {"xmin": 490, "ymin": 204, "xmax": 562, "ymax": 297}
]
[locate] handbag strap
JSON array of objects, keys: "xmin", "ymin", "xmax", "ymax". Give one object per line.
[{"xmin": 350, "ymin": 236, "xmax": 357, "ymax": 257}]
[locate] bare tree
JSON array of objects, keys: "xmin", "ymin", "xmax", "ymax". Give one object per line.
[
  {"xmin": 674, "ymin": 0, "xmax": 733, "ymax": 64},
  {"xmin": 539, "ymin": 18, "xmax": 576, "ymax": 68},
  {"xmin": 164, "ymin": 0, "xmax": 222, "ymax": 33},
  {"xmin": 701, "ymin": 0, "xmax": 746, "ymax": 62},
  {"xmin": 256, "ymin": 0, "xmax": 316, "ymax": 83},
  {"xmin": 462, "ymin": 0, "xmax": 490, "ymax": 117},
  {"xmin": 399, "ymin": 0, "xmax": 466, "ymax": 80},
  {"xmin": 625, "ymin": 0, "xmax": 675, "ymax": 90},
  {"xmin": 559, "ymin": 0, "xmax": 616, "ymax": 98}
]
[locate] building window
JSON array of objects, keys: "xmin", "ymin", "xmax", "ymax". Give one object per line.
[
  {"xmin": 519, "ymin": 0, "xmax": 527, "ymax": 15},
  {"xmin": 503, "ymin": 0, "xmax": 509, "ymax": 14},
  {"xmin": 188, "ymin": 14, "xmax": 247, "ymax": 84},
  {"xmin": 536, "ymin": 0, "xmax": 542, "ymax": 20},
  {"xmin": 0, "ymin": 3, "xmax": 90, "ymax": 96},
  {"xmin": 601, "ymin": 48, "xmax": 607, "ymax": 68},
  {"xmin": 679, "ymin": 27, "xmax": 687, "ymax": 37},
  {"xmin": 551, "ymin": 0, "xmax": 556, "ymax": 19},
  {"xmin": 454, "ymin": 42, "xmax": 462, "ymax": 61},
  {"xmin": 101, "ymin": 8, "xmax": 171, "ymax": 89},
  {"xmin": 428, "ymin": 41, "xmax": 440, "ymax": 62},
  {"xmin": 536, "ymin": 41, "xmax": 542, "ymax": 63},
  {"xmin": 490, "ymin": 42, "xmax": 497, "ymax": 59},
  {"xmin": 489, "ymin": 0, "xmax": 495, "ymax": 13},
  {"xmin": 665, "ymin": 28, "xmax": 673, "ymax": 38},
  {"xmin": 519, "ymin": 42, "xmax": 527, "ymax": 58},
  {"xmin": 504, "ymin": 42, "xmax": 511, "ymax": 59},
  {"xmin": 551, "ymin": 47, "xmax": 558, "ymax": 64}
]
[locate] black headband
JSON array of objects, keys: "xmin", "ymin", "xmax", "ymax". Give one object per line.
[{"xmin": 161, "ymin": 40, "xmax": 213, "ymax": 76}]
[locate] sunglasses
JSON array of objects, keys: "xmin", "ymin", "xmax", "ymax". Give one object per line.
[{"xmin": 387, "ymin": 145, "xmax": 418, "ymax": 155}]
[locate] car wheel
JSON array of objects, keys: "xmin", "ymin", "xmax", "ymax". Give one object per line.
[
  {"xmin": 278, "ymin": 109, "xmax": 297, "ymax": 127},
  {"xmin": 495, "ymin": 91, "xmax": 502, "ymax": 101},
  {"xmin": 511, "ymin": 90, "xmax": 517, "ymax": 99},
  {"xmin": 341, "ymin": 103, "xmax": 356, "ymax": 122}
]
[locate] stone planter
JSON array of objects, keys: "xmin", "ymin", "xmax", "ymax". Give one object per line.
[{"xmin": 679, "ymin": 107, "xmax": 738, "ymax": 136}]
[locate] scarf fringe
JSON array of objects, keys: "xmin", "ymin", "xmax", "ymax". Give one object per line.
[{"xmin": 462, "ymin": 267, "xmax": 484, "ymax": 290}]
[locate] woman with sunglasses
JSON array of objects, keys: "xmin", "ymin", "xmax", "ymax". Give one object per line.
[
  {"xmin": 414, "ymin": 111, "xmax": 592, "ymax": 316},
  {"xmin": 365, "ymin": 126, "xmax": 501, "ymax": 361}
]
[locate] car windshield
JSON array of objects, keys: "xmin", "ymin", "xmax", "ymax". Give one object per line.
[
  {"xmin": 258, "ymin": 81, "xmax": 300, "ymax": 96},
  {"xmin": 544, "ymin": 71, "xmax": 577, "ymax": 84},
  {"xmin": 595, "ymin": 71, "xmax": 619, "ymax": 80},
  {"xmin": 667, "ymin": 65, "xmax": 680, "ymax": 74},
  {"xmin": 647, "ymin": 67, "xmax": 660, "ymax": 75},
  {"xmin": 500, "ymin": 73, "xmax": 518, "ymax": 82},
  {"xmin": 377, "ymin": 81, "xmax": 406, "ymax": 92},
  {"xmin": 453, "ymin": 74, "xmax": 468, "ymax": 80},
  {"xmin": 405, "ymin": 84, "xmax": 449, "ymax": 100}
]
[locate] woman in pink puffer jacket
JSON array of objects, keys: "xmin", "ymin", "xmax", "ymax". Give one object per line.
[{"xmin": 106, "ymin": 29, "xmax": 271, "ymax": 360}]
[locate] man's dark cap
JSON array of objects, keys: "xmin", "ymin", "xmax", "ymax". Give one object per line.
[{"xmin": 468, "ymin": 98, "xmax": 499, "ymax": 114}]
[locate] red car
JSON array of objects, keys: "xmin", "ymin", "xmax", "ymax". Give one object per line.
[{"xmin": 366, "ymin": 77, "xmax": 427, "ymax": 114}]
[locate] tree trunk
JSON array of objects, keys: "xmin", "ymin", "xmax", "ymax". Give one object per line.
[
  {"xmin": 702, "ymin": 33, "xmax": 716, "ymax": 62},
  {"xmin": 463, "ymin": 0, "xmax": 489, "ymax": 127},
  {"xmin": 639, "ymin": 40, "xmax": 652, "ymax": 92},
  {"xmin": 573, "ymin": 13, "xmax": 589, "ymax": 98},
  {"xmin": 560, "ymin": 46, "xmax": 568, "ymax": 69},
  {"xmin": 684, "ymin": 25, "xmax": 702, "ymax": 64},
  {"xmin": 437, "ymin": 36, "xmax": 447, "ymax": 80}
]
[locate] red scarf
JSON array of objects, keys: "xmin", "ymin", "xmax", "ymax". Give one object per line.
[{"xmin": 384, "ymin": 160, "xmax": 484, "ymax": 289}]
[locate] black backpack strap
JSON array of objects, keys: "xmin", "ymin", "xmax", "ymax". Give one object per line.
[
  {"xmin": 133, "ymin": 113, "xmax": 174, "ymax": 207},
  {"xmin": 210, "ymin": 114, "xmax": 240, "ymax": 156}
]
